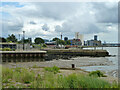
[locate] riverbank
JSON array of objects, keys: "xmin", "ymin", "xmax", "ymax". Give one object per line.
[
  {"xmin": 2, "ymin": 55, "xmax": 118, "ymax": 81},
  {"xmin": 2, "ymin": 65, "xmax": 118, "ymax": 88}
]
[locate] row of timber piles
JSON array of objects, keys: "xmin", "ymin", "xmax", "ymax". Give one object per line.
[{"xmin": 0, "ymin": 51, "xmax": 47, "ymax": 62}]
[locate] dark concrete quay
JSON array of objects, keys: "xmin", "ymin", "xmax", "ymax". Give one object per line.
[
  {"xmin": 43, "ymin": 49, "xmax": 109, "ymax": 60},
  {"xmin": 0, "ymin": 49, "xmax": 109, "ymax": 62},
  {"xmin": 46, "ymin": 49, "xmax": 109, "ymax": 56}
]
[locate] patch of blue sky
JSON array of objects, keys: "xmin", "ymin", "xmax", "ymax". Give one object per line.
[
  {"xmin": 0, "ymin": 11, "xmax": 12, "ymax": 20},
  {"xmin": 1, "ymin": 2, "xmax": 24, "ymax": 8}
]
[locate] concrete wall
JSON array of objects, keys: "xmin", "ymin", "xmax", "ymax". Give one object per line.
[{"xmin": 16, "ymin": 44, "xmax": 30, "ymax": 51}]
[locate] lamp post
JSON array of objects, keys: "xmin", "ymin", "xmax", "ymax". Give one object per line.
[{"xmin": 23, "ymin": 31, "xmax": 25, "ymax": 51}]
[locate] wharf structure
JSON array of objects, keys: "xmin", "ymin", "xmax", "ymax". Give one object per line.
[
  {"xmin": 1, "ymin": 51, "xmax": 46, "ymax": 62},
  {"xmin": 1, "ymin": 49, "xmax": 109, "ymax": 62}
]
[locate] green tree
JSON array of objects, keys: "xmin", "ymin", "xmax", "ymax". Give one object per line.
[
  {"xmin": 6, "ymin": 34, "xmax": 17, "ymax": 42},
  {"xmin": 0, "ymin": 37, "xmax": 6, "ymax": 42},
  {"xmin": 24, "ymin": 39, "xmax": 31, "ymax": 44},
  {"xmin": 65, "ymin": 40, "xmax": 71, "ymax": 45},
  {"xmin": 34, "ymin": 37, "xmax": 44, "ymax": 44},
  {"xmin": 52, "ymin": 37, "xmax": 60, "ymax": 41},
  {"xmin": 56, "ymin": 40, "xmax": 65, "ymax": 45},
  {"xmin": 18, "ymin": 38, "xmax": 32, "ymax": 44},
  {"xmin": 59, "ymin": 40, "xmax": 65, "ymax": 45}
]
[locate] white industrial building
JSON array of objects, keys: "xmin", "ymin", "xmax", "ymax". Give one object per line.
[{"xmin": 75, "ymin": 32, "xmax": 84, "ymax": 46}]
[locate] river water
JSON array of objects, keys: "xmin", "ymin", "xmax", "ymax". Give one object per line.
[{"xmin": 81, "ymin": 47, "xmax": 118, "ymax": 77}]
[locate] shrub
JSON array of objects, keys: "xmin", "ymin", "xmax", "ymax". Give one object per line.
[
  {"xmin": 44, "ymin": 66, "xmax": 60, "ymax": 74},
  {"xmin": 43, "ymin": 44, "xmax": 47, "ymax": 47},
  {"xmin": 62, "ymin": 73, "xmax": 111, "ymax": 88},
  {"xmin": 2, "ymin": 48, "xmax": 12, "ymax": 51},
  {"xmin": 0, "ymin": 48, "xmax": 2, "ymax": 51},
  {"xmin": 12, "ymin": 48, "xmax": 15, "ymax": 51},
  {"xmin": 89, "ymin": 70, "xmax": 107, "ymax": 77}
]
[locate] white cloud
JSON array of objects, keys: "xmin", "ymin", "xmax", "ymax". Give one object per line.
[{"xmin": 1, "ymin": 2, "xmax": 118, "ymax": 42}]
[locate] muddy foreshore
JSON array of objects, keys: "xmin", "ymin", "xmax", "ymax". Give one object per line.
[{"xmin": 2, "ymin": 56, "xmax": 117, "ymax": 77}]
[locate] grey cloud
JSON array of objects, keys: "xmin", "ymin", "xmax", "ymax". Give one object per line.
[
  {"xmin": 2, "ymin": 19, "xmax": 23, "ymax": 36},
  {"xmin": 55, "ymin": 22, "xmax": 106, "ymax": 35},
  {"xmin": 29, "ymin": 21, "xmax": 36, "ymax": 24},
  {"xmin": 42, "ymin": 24, "xmax": 49, "ymax": 31},
  {"xmin": 13, "ymin": 2, "xmax": 80, "ymax": 20},
  {"xmin": 55, "ymin": 9, "xmax": 107, "ymax": 35},
  {"xmin": 33, "ymin": 3, "xmax": 80, "ymax": 20},
  {"xmin": 9, "ymin": 2, "xmax": 118, "ymax": 24},
  {"xmin": 92, "ymin": 3, "xmax": 118, "ymax": 23},
  {"xmin": 14, "ymin": 2, "xmax": 118, "ymax": 23},
  {"xmin": 2, "ymin": 2, "xmax": 118, "ymax": 39}
]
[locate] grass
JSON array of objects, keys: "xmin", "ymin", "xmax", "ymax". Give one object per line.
[
  {"xmin": 2, "ymin": 66, "xmax": 118, "ymax": 88},
  {"xmin": 44, "ymin": 66, "xmax": 60, "ymax": 74},
  {"xmin": 2, "ymin": 67, "xmax": 35, "ymax": 84}
]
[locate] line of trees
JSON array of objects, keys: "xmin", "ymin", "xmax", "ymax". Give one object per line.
[
  {"xmin": 52, "ymin": 37, "xmax": 71, "ymax": 45},
  {"xmin": 0, "ymin": 34, "xmax": 71, "ymax": 45},
  {"xmin": 0, "ymin": 34, "xmax": 17, "ymax": 43},
  {"xmin": 0, "ymin": 34, "xmax": 31, "ymax": 44}
]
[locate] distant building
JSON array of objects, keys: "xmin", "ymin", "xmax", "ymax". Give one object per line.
[
  {"xmin": 45, "ymin": 41, "xmax": 56, "ymax": 45},
  {"xmin": 64, "ymin": 37, "xmax": 68, "ymax": 41},
  {"xmin": 45, "ymin": 41, "xmax": 56, "ymax": 48},
  {"xmin": 75, "ymin": 32, "xmax": 84, "ymax": 46},
  {"xmin": 85, "ymin": 40, "xmax": 101, "ymax": 46},
  {"xmin": 0, "ymin": 43, "xmax": 31, "ymax": 51},
  {"xmin": 84, "ymin": 35, "xmax": 101, "ymax": 46},
  {"xmin": 75, "ymin": 32, "xmax": 79, "ymax": 39},
  {"xmin": 44, "ymin": 39, "xmax": 49, "ymax": 43},
  {"xmin": 70, "ymin": 39, "xmax": 82, "ymax": 45}
]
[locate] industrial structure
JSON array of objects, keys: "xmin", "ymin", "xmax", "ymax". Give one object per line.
[
  {"xmin": 64, "ymin": 37, "xmax": 68, "ymax": 41},
  {"xmin": 70, "ymin": 39, "xmax": 82, "ymax": 45},
  {"xmin": 75, "ymin": 32, "xmax": 84, "ymax": 46},
  {"xmin": 84, "ymin": 35, "xmax": 102, "ymax": 46}
]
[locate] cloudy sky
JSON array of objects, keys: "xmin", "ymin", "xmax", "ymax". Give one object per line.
[{"xmin": 0, "ymin": 2, "xmax": 118, "ymax": 43}]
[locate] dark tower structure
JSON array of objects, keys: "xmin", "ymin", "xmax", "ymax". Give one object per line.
[
  {"xmin": 94, "ymin": 35, "xmax": 97, "ymax": 41},
  {"xmin": 23, "ymin": 31, "xmax": 25, "ymax": 50},
  {"xmin": 64, "ymin": 37, "xmax": 68, "ymax": 41},
  {"xmin": 61, "ymin": 33, "xmax": 62, "ymax": 40}
]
